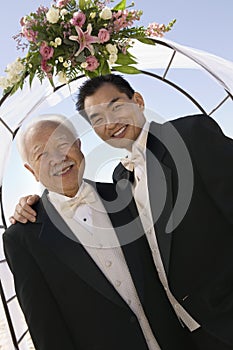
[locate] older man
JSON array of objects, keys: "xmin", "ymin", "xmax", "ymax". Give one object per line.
[{"xmin": 4, "ymin": 114, "xmax": 193, "ymax": 350}]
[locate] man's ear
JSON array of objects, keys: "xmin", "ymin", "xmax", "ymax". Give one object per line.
[
  {"xmin": 24, "ymin": 163, "xmax": 39, "ymax": 182},
  {"xmin": 75, "ymin": 138, "xmax": 81, "ymax": 149},
  {"xmin": 133, "ymin": 92, "xmax": 145, "ymax": 109}
]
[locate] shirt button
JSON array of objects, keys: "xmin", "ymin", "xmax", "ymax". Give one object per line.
[
  {"xmin": 105, "ymin": 260, "xmax": 112, "ymax": 267},
  {"xmin": 115, "ymin": 280, "xmax": 121, "ymax": 287}
]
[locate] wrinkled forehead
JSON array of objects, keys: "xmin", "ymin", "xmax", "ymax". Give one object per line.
[
  {"xmin": 30, "ymin": 120, "xmax": 76, "ymax": 140},
  {"xmin": 25, "ymin": 122, "xmax": 77, "ymax": 155}
]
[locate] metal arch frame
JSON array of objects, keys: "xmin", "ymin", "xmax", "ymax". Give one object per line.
[
  {"xmin": 0, "ymin": 67, "xmax": 209, "ymax": 230},
  {"xmin": 0, "ymin": 59, "xmax": 210, "ymax": 232},
  {"xmin": 0, "ymin": 38, "xmax": 233, "ymax": 349},
  {"xmin": 150, "ymin": 38, "xmax": 233, "ymax": 108}
]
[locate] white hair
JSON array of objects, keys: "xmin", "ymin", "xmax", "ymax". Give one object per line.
[{"xmin": 17, "ymin": 114, "xmax": 79, "ymax": 163}]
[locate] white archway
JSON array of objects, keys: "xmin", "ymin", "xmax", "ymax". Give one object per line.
[{"xmin": 0, "ymin": 38, "xmax": 233, "ymax": 349}]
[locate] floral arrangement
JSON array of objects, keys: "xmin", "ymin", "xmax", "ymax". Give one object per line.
[{"xmin": 0, "ymin": 0, "xmax": 175, "ymax": 96}]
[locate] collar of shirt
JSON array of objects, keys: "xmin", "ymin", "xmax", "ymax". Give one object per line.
[
  {"xmin": 131, "ymin": 120, "xmax": 150, "ymax": 162},
  {"xmin": 48, "ymin": 181, "xmax": 122, "ymax": 248},
  {"xmin": 48, "ymin": 181, "xmax": 96, "ymax": 213},
  {"xmin": 121, "ymin": 121, "xmax": 150, "ymax": 172}
]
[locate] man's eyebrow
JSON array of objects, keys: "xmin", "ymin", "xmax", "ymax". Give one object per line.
[
  {"xmin": 32, "ymin": 144, "xmax": 42, "ymax": 155},
  {"xmin": 89, "ymin": 97, "xmax": 121, "ymax": 120},
  {"xmin": 30, "ymin": 144, "xmax": 43, "ymax": 160},
  {"xmin": 89, "ymin": 112, "xmax": 100, "ymax": 120},
  {"xmin": 107, "ymin": 97, "xmax": 120, "ymax": 108}
]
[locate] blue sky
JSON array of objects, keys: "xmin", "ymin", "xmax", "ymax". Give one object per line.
[{"xmin": 1, "ymin": 0, "xmax": 233, "ymax": 221}]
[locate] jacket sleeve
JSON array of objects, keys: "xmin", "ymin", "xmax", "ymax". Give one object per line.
[
  {"xmin": 187, "ymin": 115, "xmax": 233, "ymax": 227},
  {"xmin": 3, "ymin": 227, "xmax": 77, "ymax": 350}
]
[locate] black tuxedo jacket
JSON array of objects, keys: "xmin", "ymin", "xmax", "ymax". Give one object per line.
[
  {"xmin": 4, "ymin": 175, "xmax": 197, "ymax": 350},
  {"xmin": 113, "ymin": 114, "xmax": 233, "ymax": 346},
  {"xmin": 4, "ymin": 181, "xmax": 155, "ymax": 350}
]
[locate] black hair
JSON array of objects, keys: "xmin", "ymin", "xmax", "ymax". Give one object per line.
[{"xmin": 76, "ymin": 74, "xmax": 135, "ymax": 122}]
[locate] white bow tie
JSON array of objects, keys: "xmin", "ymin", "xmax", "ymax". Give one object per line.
[
  {"xmin": 61, "ymin": 186, "xmax": 96, "ymax": 218},
  {"xmin": 121, "ymin": 147, "xmax": 145, "ymax": 172},
  {"xmin": 120, "ymin": 156, "xmax": 135, "ymax": 172}
]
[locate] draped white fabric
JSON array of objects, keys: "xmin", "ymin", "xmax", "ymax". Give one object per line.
[{"xmin": 130, "ymin": 38, "xmax": 233, "ymax": 94}]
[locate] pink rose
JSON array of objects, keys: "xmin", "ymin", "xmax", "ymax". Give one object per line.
[
  {"xmin": 98, "ymin": 28, "xmax": 110, "ymax": 43},
  {"xmin": 70, "ymin": 11, "xmax": 86, "ymax": 27},
  {"xmin": 57, "ymin": 0, "xmax": 70, "ymax": 8},
  {"xmin": 85, "ymin": 56, "xmax": 99, "ymax": 71},
  {"xmin": 39, "ymin": 41, "xmax": 54, "ymax": 60},
  {"xmin": 41, "ymin": 59, "xmax": 52, "ymax": 74}
]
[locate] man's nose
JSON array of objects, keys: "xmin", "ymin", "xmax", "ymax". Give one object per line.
[
  {"xmin": 49, "ymin": 149, "xmax": 67, "ymax": 165},
  {"xmin": 105, "ymin": 114, "xmax": 118, "ymax": 129},
  {"xmin": 105, "ymin": 122, "xmax": 117, "ymax": 130}
]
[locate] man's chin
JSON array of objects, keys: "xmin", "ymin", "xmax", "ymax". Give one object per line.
[{"xmin": 107, "ymin": 138, "xmax": 133, "ymax": 151}]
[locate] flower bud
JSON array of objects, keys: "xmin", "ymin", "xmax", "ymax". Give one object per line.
[{"xmin": 58, "ymin": 71, "xmax": 68, "ymax": 83}]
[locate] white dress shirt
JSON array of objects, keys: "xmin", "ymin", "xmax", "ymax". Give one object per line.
[
  {"xmin": 121, "ymin": 121, "xmax": 200, "ymax": 332},
  {"xmin": 48, "ymin": 182, "xmax": 161, "ymax": 350}
]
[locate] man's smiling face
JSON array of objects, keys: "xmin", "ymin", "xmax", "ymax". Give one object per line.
[
  {"xmin": 24, "ymin": 121, "xmax": 85, "ymax": 197},
  {"xmin": 84, "ymin": 83, "xmax": 146, "ymax": 150}
]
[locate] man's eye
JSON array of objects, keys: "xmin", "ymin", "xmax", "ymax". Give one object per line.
[
  {"xmin": 92, "ymin": 117, "xmax": 103, "ymax": 126},
  {"xmin": 59, "ymin": 143, "xmax": 69, "ymax": 148},
  {"xmin": 112, "ymin": 104, "xmax": 122, "ymax": 112},
  {"xmin": 37, "ymin": 152, "xmax": 47, "ymax": 160}
]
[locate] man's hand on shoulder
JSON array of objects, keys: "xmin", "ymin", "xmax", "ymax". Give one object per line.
[{"xmin": 10, "ymin": 195, "xmax": 40, "ymax": 224}]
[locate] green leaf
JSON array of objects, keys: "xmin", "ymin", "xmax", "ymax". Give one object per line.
[
  {"xmin": 113, "ymin": 0, "xmax": 126, "ymax": 11},
  {"xmin": 67, "ymin": 1, "xmax": 76, "ymax": 11},
  {"xmin": 9, "ymin": 82, "xmax": 21, "ymax": 96},
  {"xmin": 100, "ymin": 60, "xmax": 111, "ymax": 76},
  {"xmin": 63, "ymin": 38, "xmax": 76, "ymax": 46},
  {"xmin": 75, "ymin": 51, "xmax": 85, "ymax": 63},
  {"xmin": 137, "ymin": 37, "xmax": 156, "ymax": 46},
  {"xmin": 79, "ymin": 0, "xmax": 86, "ymax": 10},
  {"xmin": 29, "ymin": 71, "xmax": 35, "ymax": 87},
  {"xmin": 86, "ymin": 70, "xmax": 99, "ymax": 79},
  {"xmin": 113, "ymin": 65, "xmax": 141, "ymax": 74},
  {"xmin": 116, "ymin": 52, "xmax": 137, "ymax": 66}
]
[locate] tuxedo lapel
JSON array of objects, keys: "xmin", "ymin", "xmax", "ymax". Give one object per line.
[
  {"xmin": 111, "ymin": 122, "xmax": 174, "ymax": 276},
  {"xmin": 95, "ymin": 181, "xmax": 146, "ymax": 246},
  {"xmin": 112, "ymin": 162, "xmax": 134, "ymax": 184},
  {"xmin": 146, "ymin": 122, "xmax": 173, "ymax": 276},
  {"xmin": 37, "ymin": 191, "xmax": 128, "ymax": 309}
]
